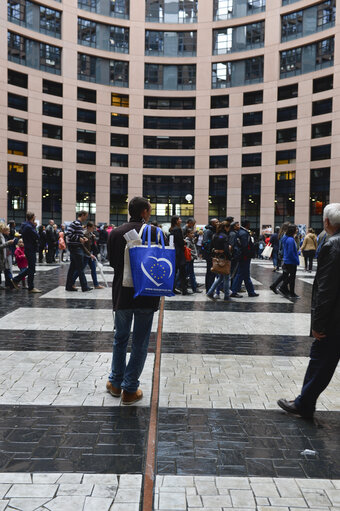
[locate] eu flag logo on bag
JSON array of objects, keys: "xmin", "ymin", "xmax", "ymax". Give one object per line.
[{"xmin": 129, "ymin": 226, "xmax": 175, "ymax": 297}]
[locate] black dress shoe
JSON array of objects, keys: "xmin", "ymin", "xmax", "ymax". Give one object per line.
[
  {"xmin": 82, "ymin": 287, "xmax": 93, "ymax": 292},
  {"xmin": 248, "ymin": 293, "xmax": 259, "ymax": 297},
  {"xmin": 66, "ymin": 287, "xmax": 78, "ymax": 292},
  {"xmin": 277, "ymin": 399, "xmax": 313, "ymax": 419},
  {"xmin": 230, "ymin": 293, "xmax": 243, "ymax": 298},
  {"xmin": 289, "ymin": 293, "xmax": 300, "ymax": 298},
  {"xmin": 270, "ymin": 284, "xmax": 278, "ymax": 295}
]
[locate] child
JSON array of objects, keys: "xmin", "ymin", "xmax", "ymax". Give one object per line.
[{"xmin": 14, "ymin": 238, "xmax": 28, "ymax": 288}]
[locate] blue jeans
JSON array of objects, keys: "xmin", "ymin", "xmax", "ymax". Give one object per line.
[
  {"xmin": 272, "ymin": 249, "xmax": 278, "ymax": 268},
  {"xmin": 109, "ymin": 308, "xmax": 154, "ymax": 393},
  {"xmin": 186, "ymin": 260, "xmax": 197, "ymax": 291},
  {"xmin": 66, "ymin": 247, "xmax": 88, "ymax": 291},
  {"xmin": 231, "ymin": 259, "xmax": 255, "ymax": 295},
  {"xmin": 207, "ymin": 273, "xmax": 230, "ymax": 300},
  {"xmin": 73, "ymin": 256, "xmax": 99, "ymax": 287}
]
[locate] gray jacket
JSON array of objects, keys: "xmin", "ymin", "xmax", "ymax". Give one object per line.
[{"xmin": 0, "ymin": 233, "xmax": 12, "ymax": 271}]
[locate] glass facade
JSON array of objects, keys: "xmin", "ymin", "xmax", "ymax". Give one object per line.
[
  {"xmin": 212, "ymin": 57, "xmax": 264, "ymax": 88},
  {"xmin": 144, "ymin": 116, "xmax": 195, "ymax": 130},
  {"xmin": 78, "ymin": 54, "xmax": 129, "ymax": 87},
  {"xmin": 143, "ymin": 175, "xmax": 194, "ymax": 223},
  {"xmin": 7, "ymin": 162, "xmax": 27, "ymax": 223},
  {"xmin": 145, "ymin": 31, "xmax": 196, "ymax": 57},
  {"xmin": 76, "ymin": 170, "xmax": 96, "ymax": 221},
  {"xmin": 275, "ymin": 171, "xmax": 295, "ymax": 225},
  {"xmin": 110, "ymin": 174, "xmax": 128, "ymax": 225},
  {"xmin": 209, "ymin": 176, "xmax": 227, "ymax": 220},
  {"xmin": 213, "ymin": 0, "xmax": 265, "ymax": 20},
  {"xmin": 280, "ymin": 37, "xmax": 334, "ymax": 78},
  {"xmin": 8, "ymin": 0, "xmax": 61, "ymax": 38},
  {"xmin": 281, "ymin": 0, "xmax": 336, "ymax": 42},
  {"xmin": 241, "ymin": 174, "xmax": 261, "ymax": 229},
  {"xmin": 213, "ymin": 22, "xmax": 264, "ymax": 55},
  {"xmin": 145, "ymin": 0, "xmax": 198, "ymax": 23},
  {"xmin": 78, "ymin": 18, "xmax": 129, "ymax": 54},
  {"xmin": 144, "ymin": 136, "xmax": 195, "ymax": 149},
  {"xmin": 310, "ymin": 167, "xmax": 330, "ymax": 231},
  {"xmin": 42, "ymin": 167, "xmax": 62, "ymax": 225},
  {"xmin": 8, "ymin": 116, "xmax": 28, "ymax": 134},
  {"xmin": 144, "ymin": 96, "xmax": 195, "ymax": 109},
  {"xmin": 144, "ymin": 64, "xmax": 196, "ymax": 90},
  {"xmin": 143, "ymin": 156, "xmax": 195, "ymax": 168},
  {"xmin": 8, "ymin": 32, "xmax": 61, "ymax": 74},
  {"xmin": 78, "ymin": 0, "xmax": 129, "ymax": 19}
]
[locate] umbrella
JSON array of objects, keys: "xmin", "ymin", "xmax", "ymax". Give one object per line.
[{"xmin": 95, "ymin": 257, "xmax": 108, "ymax": 287}]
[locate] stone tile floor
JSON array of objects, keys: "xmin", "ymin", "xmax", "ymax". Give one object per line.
[{"xmin": 0, "ymin": 259, "xmax": 339, "ymax": 510}]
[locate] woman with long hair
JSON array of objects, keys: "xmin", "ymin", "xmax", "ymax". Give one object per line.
[{"xmin": 206, "ymin": 221, "xmax": 232, "ymax": 301}]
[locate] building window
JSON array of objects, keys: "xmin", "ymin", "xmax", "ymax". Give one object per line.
[
  {"xmin": 8, "ymin": 0, "xmax": 61, "ymax": 38},
  {"xmin": 8, "ymin": 139, "xmax": 27, "ymax": 156},
  {"xmin": 143, "ymin": 175, "xmax": 194, "ymax": 223},
  {"xmin": 276, "ymin": 127, "xmax": 297, "ymax": 143},
  {"xmin": 212, "ymin": 56, "xmax": 264, "ymax": 88},
  {"xmin": 313, "ymin": 74, "xmax": 333, "ymax": 93},
  {"xmin": 242, "ymin": 153, "xmax": 261, "ymax": 167},
  {"xmin": 77, "ymin": 107, "xmax": 96, "ymax": 123},
  {"xmin": 111, "ymin": 134, "xmax": 128, "ymax": 147},
  {"xmin": 211, "ymin": 95, "xmax": 229, "ymax": 109},
  {"xmin": 42, "ymin": 167, "xmax": 62, "ymax": 226},
  {"xmin": 310, "ymin": 167, "xmax": 330, "ymax": 231},
  {"xmin": 43, "ymin": 101, "xmax": 62, "ymax": 118},
  {"xmin": 8, "ymin": 116, "xmax": 27, "ymax": 134},
  {"xmin": 77, "ymin": 149, "xmax": 96, "ymax": 164},
  {"xmin": 144, "ymin": 96, "xmax": 195, "ymax": 110},
  {"xmin": 213, "ymin": 22, "xmax": 264, "ymax": 55},
  {"xmin": 8, "ymin": 32, "xmax": 61, "ymax": 75},
  {"xmin": 111, "ymin": 153, "xmax": 128, "ymax": 167},
  {"xmin": 76, "ymin": 170, "xmax": 96, "ymax": 221},
  {"xmin": 243, "ymin": 90, "xmax": 263, "ymax": 106},
  {"xmin": 281, "ymin": 10, "xmax": 303, "ymax": 41},
  {"xmin": 210, "ymin": 135, "xmax": 228, "ymax": 149},
  {"xmin": 145, "ymin": 30, "xmax": 196, "ymax": 57},
  {"xmin": 210, "ymin": 115, "xmax": 229, "ymax": 129},
  {"xmin": 78, "ymin": 53, "xmax": 129, "ymax": 87},
  {"xmin": 276, "ymin": 149, "xmax": 296, "ymax": 164},
  {"xmin": 241, "ymin": 173, "xmax": 261, "ymax": 229},
  {"xmin": 77, "ymin": 129, "xmax": 96, "ymax": 144},
  {"xmin": 209, "ymin": 176, "xmax": 227, "ymax": 220},
  {"xmin": 144, "ymin": 64, "xmax": 196, "ymax": 90},
  {"xmin": 145, "ymin": 0, "xmax": 198, "ymax": 23},
  {"xmin": 280, "ymin": 37, "xmax": 334, "ymax": 79},
  {"xmin": 278, "ymin": 83, "xmax": 298, "ymax": 100},
  {"xmin": 243, "ymin": 111, "xmax": 262, "ymax": 126},
  {"xmin": 78, "ymin": 17, "xmax": 129, "ymax": 53},
  {"xmin": 43, "ymin": 79, "xmax": 62, "ymax": 97},
  {"xmin": 312, "ymin": 98, "xmax": 332, "ymax": 116},
  {"xmin": 8, "ymin": 68, "xmax": 27, "ymax": 88},
  {"xmin": 43, "ymin": 123, "xmax": 62, "ymax": 139},
  {"xmin": 144, "ymin": 136, "xmax": 195, "ymax": 149},
  {"xmin": 210, "ymin": 155, "xmax": 228, "ymax": 168},
  {"xmin": 311, "ymin": 121, "xmax": 332, "ymax": 139},
  {"xmin": 277, "ymin": 105, "xmax": 297, "ymax": 122},
  {"xmin": 275, "ymin": 171, "xmax": 295, "ymax": 225},
  {"xmin": 110, "ymin": 173, "xmax": 128, "ymax": 225},
  {"xmin": 282, "ymin": 1, "xmax": 335, "ymax": 42},
  {"xmin": 42, "ymin": 145, "xmax": 62, "ymax": 161},
  {"xmin": 78, "ymin": 87, "xmax": 97, "ymax": 103},
  {"xmin": 8, "ymin": 92, "xmax": 27, "ymax": 111},
  {"xmin": 8, "ymin": 162, "xmax": 27, "ymax": 223},
  {"xmin": 78, "ymin": 0, "xmax": 129, "ymax": 19},
  {"xmin": 311, "ymin": 144, "xmax": 331, "ymax": 161},
  {"xmin": 213, "ymin": 0, "xmax": 266, "ymax": 20},
  {"xmin": 143, "ymin": 156, "xmax": 195, "ymax": 169},
  {"xmin": 144, "ymin": 116, "xmax": 195, "ymax": 130},
  {"xmin": 242, "ymin": 132, "xmax": 262, "ymax": 147},
  {"xmin": 111, "ymin": 113, "xmax": 129, "ymax": 127},
  {"xmin": 111, "ymin": 93, "xmax": 129, "ymax": 107}
]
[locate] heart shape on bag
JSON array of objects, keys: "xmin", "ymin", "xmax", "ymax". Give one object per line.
[{"xmin": 141, "ymin": 256, "xmax": 173, "ymax": 287}]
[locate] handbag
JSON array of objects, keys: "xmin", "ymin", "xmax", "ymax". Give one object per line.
[
  {"xmin": 262, "ymin": 244, "xmax": 273, "ymax": 258},
  {"xmin": 184, "ymin": 246, "xmax": 192, "ymax": 262},
  {"xmin": 122, "ymin": 224, "xmax": 147, "ymax": 288},
  {"xmin": 211, "ymin": 256, "xmax": 231, "ymax": 275},
  {"xmin": 129, "ymin": 225, "xmax": 176, "ymax": 297}
]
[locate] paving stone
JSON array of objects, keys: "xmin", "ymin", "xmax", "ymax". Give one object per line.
[
  {"xmin": 44, "ymin": 496, "xmax": 86, "ymax": 511},
  {"xmin": 158, "ymin": 492, "xmax": 187, "ymax": 510},
  {"xmin": 6, "ymin": 498, "xmax": 51, "ymax": 511},
  {"xmin": 6, "ymin": 484, "xmax": 57, "ymax": 498},
  {"xmin": 83, "ymin": 497, "xmax": 114, "ymax": 511}
]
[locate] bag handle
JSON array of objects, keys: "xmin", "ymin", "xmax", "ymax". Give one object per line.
[
  {"xmin": 141, "ymin": 225, "xmax": 166, "ymax": 249},
  {"xmin": 142, "ymin": 224, "xmax": 151, "ymax": 246},
  {"xmin": 156, "ymin": 227, "xmax": 165, "ymax": 249}
]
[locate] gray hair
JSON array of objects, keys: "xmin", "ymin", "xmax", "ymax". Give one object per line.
[{"xmin": 323, "ymin": 203, "xmax": 340, "ymax": 227}]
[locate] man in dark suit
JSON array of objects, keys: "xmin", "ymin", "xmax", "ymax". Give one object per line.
[
  {"xmin": 278, "ymin": 203, "xmax": 340, "ymax": 419},
  {"xmin": 106, "ymin": 197, "xmax": 160, "ymax": 405}
]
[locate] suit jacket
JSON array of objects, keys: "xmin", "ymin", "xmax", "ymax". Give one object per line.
[{"xmin": 311, "ymin": 230, "xmax": 340, "ymax": 336}]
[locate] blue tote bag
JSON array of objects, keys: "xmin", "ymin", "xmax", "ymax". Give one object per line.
[{"xmin": 129, "ymin": 225, "xmax": 175, "ymax": 298}]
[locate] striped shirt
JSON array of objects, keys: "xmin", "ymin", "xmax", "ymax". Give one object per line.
[{"xmin": 66, "ymin": 220, "xmax": 85, "ymax": 247}]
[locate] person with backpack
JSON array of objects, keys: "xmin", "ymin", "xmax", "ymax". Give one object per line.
[{"xmin": 230, "ymin": 220, "xmax": 259, "ymax": 298}]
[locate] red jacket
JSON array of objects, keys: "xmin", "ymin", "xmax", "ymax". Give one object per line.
[{"xmin": 15, "ymin": 246, "xmax": 28, "ymax": 269}]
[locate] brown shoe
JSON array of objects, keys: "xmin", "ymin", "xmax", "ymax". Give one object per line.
[
  {"xmin": 106, "ymin": 381, "xmax": 121, "ymax": 397},
  {"xmin": 122, "ymin": 388, "xmax": 143, "ymax": 405},
  {"xmin": 28, "ymin": 288, "xmax": 42, "ymax": 293},
  {"xmin": 11, "ymin": 279, "xmax": 19, "ymax": 290}
]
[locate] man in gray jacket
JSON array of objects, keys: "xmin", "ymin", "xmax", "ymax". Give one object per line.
[{"xmin": 278, "ymin": 203, "xmax": 340, "ymax": 419}]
